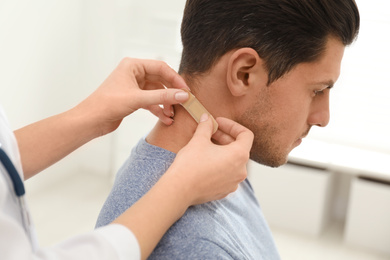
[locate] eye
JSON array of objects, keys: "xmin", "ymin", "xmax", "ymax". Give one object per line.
[{"xmin": 313, "ymin": 85, "xmax": 333, "ymax": 97}]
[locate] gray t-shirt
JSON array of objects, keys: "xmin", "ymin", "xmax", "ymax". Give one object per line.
[{"xmin": 96, "ymin": 138, "xmax": 280, "ymax": 259}]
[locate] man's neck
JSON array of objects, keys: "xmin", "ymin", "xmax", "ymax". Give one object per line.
[
  {"xmin": 146, "ymin": 105, "xmax": 199, "ymax": 153},
  {"xmin": 146, "ymin": 61, "xmax": 237, "ymax": 153}
]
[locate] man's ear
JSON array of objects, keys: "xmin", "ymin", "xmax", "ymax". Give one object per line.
[{"xmin": 227, "ymin": 48, "xmax": 266, "ymax": 97}]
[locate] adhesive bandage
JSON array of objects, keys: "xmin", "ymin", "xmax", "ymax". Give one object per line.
[{"xmin": 180, "ymin": 90, "xmax": 218, "ymax": 134}]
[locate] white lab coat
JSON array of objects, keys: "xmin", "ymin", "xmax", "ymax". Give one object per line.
[{"xmin": 0, "ymin": 105, "xmax": 140, "ymax": 260}]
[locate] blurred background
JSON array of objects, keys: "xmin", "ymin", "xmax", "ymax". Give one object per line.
[{"xmin": 0, "ymin": 0, "xmax": 389, "ymax": 259}]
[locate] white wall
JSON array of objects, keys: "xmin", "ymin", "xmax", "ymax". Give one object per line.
[
  {"xmin": 0, "ymin": 1, "xmax": 86, "ymax": 192},
  {"xmin": 0, "ymin": 0, "xmax": 122, "ymax": 192},
  {"xmin": 0, "ymin": 1, "xmax": 83, "ymax": 125}
]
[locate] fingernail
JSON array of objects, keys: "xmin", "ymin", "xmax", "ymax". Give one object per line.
[
  {"xmin": 175, "ymin": 91, "xmax": 189, "ymax": 102},
  {"xmin": 200, "ymin": 113, "xmax": 209, "ymax": 122}
]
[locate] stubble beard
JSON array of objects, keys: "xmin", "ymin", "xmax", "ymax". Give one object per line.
[
  {"xmin": 248, "ymin": 122, "xmax": 288, "ymax": 168},
  {"xmin": 237, "ymin": 95, "xmax": 288, "ymax": 168}
]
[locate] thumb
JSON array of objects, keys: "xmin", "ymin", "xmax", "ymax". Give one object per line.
[
  {"xmin": 138, "ymin": 89, "xmax": 189, "ymax": 108},
  {"xmin": 192, "ymin": 113, "xmax": 214, "ymax": 141}
]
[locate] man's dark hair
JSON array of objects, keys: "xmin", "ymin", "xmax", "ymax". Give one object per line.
[{"xmin": 179, "ymin": 0, "xmax": 360, "ymax": 85}]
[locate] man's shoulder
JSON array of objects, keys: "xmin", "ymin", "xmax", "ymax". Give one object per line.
[
  {"xmin": 126, "ymin": 138, "xmax": 176, "ymax": 166},
  {"xmin": 95, "ymin": 138, "xmax": 176, "ymax": 228},
  {"xmin": 115, "ymin": 138, "xmax": 176, "ymax": 186}
]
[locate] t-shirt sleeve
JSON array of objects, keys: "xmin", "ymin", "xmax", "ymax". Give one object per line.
[{"xmin": 150, "ymin": 238, "xmax": 234, "ymax": 260}]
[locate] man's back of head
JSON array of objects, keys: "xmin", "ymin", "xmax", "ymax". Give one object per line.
[{"xmin": 179, "ymin": 0, "xmax": 359, "ymax": 85}]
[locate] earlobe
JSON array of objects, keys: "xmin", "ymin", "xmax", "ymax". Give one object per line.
[{"xmin": 227, "ymin": 48, "xmax": 263, "ymax": 97}]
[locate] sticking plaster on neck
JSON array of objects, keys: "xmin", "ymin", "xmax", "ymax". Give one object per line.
[{"xmin": 180, "ymin": 90, "xmax": 218, "ymax": 134}]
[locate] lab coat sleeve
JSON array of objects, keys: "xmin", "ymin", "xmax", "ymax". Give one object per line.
[
  {"xmin": 33, "ymin": 224, "xmax": 140, "ymax": 260},
  {"xmin": 1, "ymin": 203, "xmax": 140, "ymax": 260}
]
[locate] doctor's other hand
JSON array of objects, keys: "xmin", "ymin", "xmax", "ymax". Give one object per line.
[
  {"xmin": 165, "ymin": 114, "xmax": 254, "ymax": 206},
  {"xmin": 73, "ymin": 58, "xmax": 190, "ymax": 137}
]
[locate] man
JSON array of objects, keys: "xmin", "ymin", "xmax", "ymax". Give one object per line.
[{"xmin": 96, "ymin": 0, "xmax": 360, "ymax": 259}]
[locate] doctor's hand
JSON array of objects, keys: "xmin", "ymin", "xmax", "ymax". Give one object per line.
[
  {"xmin": 165, "ymin": 114, "xmax": 254, "ymax": 205},
  {"xmin": 74, "ymin": 57, "xmax": 190, "ymax": 137}
]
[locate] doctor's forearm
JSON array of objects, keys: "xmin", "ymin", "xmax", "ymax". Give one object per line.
[{"xmin": 14, "ymin": 107, "xmax": 100, "ymax": 179}]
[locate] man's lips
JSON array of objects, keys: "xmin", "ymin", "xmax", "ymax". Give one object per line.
[
  {"xmin": 293, "ymin": 138, "xmax": 302, "ymax": 147},
  {"xmin": 293, "ymin": 130, "xmax": 309, "ymax": 148}
]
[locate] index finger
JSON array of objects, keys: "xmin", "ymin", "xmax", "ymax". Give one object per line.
[
  {"xmin": 215, "ymin": 117, "xmax": 254, "ymax": 150},
  {"xmin": 140, "ymin": 59, "xmax": 190, "ymax": 90}
]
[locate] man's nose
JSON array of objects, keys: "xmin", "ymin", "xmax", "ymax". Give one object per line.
[{"xmin": 307, "ymin": 94, "xmax": 330, "ymax": 127}]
